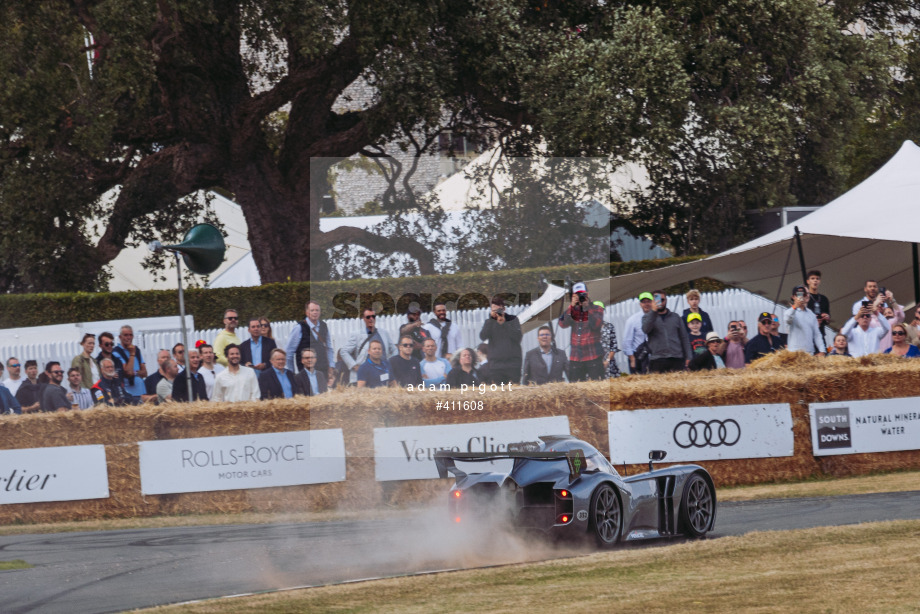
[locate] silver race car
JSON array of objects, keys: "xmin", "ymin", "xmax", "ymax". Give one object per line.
[{"xmin": 435, "ymin": 435, "xmax": 716, "ymax": 546}]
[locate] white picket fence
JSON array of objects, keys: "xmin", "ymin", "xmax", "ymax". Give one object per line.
[{"xmin": 0, "ymin": 289, "xmax": 818, "ymax": 378}]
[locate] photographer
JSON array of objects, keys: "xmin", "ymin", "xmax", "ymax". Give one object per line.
[
  {"xmin": 641, "ymin": 290, "xmax": 692, "ymax": 373},
  {"xmin": 478, "ymin": 296, "xmax": 522, "ymax": 384},
  {"xmin": 558, "ymin": 282, "xmax": 605, "ymax": 381},
  {"xmin": 784, "ymin": 285, "xmax": 825, "ymax": 356},
  {"xmin": 724, "ymin": 320, "xmax": 748, "ymax": 369}
]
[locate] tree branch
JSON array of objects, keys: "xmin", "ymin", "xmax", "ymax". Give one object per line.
[{"xmin": 312, "ymin": 226, "xmax": 436, "ymax": 275}]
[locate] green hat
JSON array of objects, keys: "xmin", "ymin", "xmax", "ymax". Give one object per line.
[
  {"xmin": 593, "ymin": 300, "xmax": 605, "ymax": 308},
  {"xmin": 638, "ymin": 292, "xmax": 654, "ymax": 301},
  {"xmin": 687, "ymin": 313, "xmax": 702, "ymax": 323}
]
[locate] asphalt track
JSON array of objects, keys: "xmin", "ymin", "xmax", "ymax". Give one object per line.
[{"xmin": 2, "ymin": 490, "xmax": 920, "ymax": 614}]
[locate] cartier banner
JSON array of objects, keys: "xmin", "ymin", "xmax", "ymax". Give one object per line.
[
  {"xmin": 138, "ymin": 430, "xmax": 346, "ymax": 495},
  {"xmin": 373, "ymin": 416, "xmax": 571, "ymax": 481},
  {"xmin": 810, "ymin": 398, "xmax": 920, "ymax": 456},
  {"xmin": 608, "ymin": 404, "xmax": 794, "ymax": 464},
  {"xmin": 0, "ymin": 445, "xmax": 109, "ymax": 505}
]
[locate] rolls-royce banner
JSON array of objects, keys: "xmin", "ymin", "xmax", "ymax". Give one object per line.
[
  {"xmin": 373, "ymin": 416, "xmax": 570, "ymax": 481},
  {"xmin": 138, "ymin": 430, "xmax": 346, "ymax": 495},
  {"xmin": 0, "ymin": 445, "xmax": 109, "ymax": 505},
  {"xmin": 810, "ymin": 398, "xmax": 920, "ymax": 456},
  {"xmin": 608, "ymin": 404, "xmax": 794, "ymax": 463}
]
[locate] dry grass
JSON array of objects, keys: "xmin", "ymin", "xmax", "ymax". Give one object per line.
[
  {"xmin": 0, "ymin": 559, "xmax": 30, "ymax": 570},
  {"xmin": 143, "ymin": 519, "xmax": 920, "ymax": 614}
]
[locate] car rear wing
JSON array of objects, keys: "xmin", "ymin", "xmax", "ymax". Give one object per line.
[{"xmin": 434, "ymin": 448, "xmax": 587, "ymax": 481}]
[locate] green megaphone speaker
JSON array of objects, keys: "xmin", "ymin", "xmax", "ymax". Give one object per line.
[{"xmin": 154, "ymin": 223, "xmax": 226, "ymax": 275}]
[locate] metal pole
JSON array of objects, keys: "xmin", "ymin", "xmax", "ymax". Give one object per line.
[
  {"xmin": 913, "ymin": 243, "xmax": 920, "ymax": 310},
  {"xmin": 794, "ymin": 226, "xmax": 807, "ymax": 285},
  {"xmin": 176, "ymin": 252, "xmax": 193, "ymax": 402}
]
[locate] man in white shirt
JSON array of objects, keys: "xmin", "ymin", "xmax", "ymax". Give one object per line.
[
  {"xmin": 3, "ymin": 357, "xmax": 23, "ymax": 396},
  {"xmin": 423, "ymin": 303, "xmax": 462, "ymax": 361},
  {"xmin": 197, "ymin": 343, "xmax": 225, "ymax": 399},
  {"xmin": 420, "ymin": 338, "xmax": 452, "ymax": 387},
  {"xmin": 841, "ymin": 307, "xmax": 890, "ymax": 357},
  {"xmin": 784, "ymin": 285, "xmax": 825, "ymax": 356},
  {"xmin": 622, "ymin": 293, "xmax": 653, "ymax": 374},
  {"xmin": 211, "ymin": 344, "xmax": 260, "ymax": 403}
]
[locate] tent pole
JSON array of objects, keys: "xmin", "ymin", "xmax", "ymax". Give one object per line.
[
  {"xmin": 913, "ymin": 243, "xmax": 919, "ymax": 308},
  {"xmin": 794, "ymin": 226, "xmax": 807, "ymax": 284}
]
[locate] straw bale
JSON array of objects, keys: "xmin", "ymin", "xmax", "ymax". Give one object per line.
[{"xmin": 818, "ymin": 450, "xmax": 920, "ymax": 478}]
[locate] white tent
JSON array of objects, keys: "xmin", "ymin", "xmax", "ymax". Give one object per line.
[{"xmin": 599, "ymin": 140, "xmax": 920, "ymax": 325}]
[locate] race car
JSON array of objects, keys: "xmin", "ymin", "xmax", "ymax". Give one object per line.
[{"xmin": 434, "ymin": 435, "xmax": 716, "ymax": 546}]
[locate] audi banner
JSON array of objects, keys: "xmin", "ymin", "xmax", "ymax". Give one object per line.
[
  {"xmin": 809, "ymin": 398, "xmax": 920, "ymax": 456},
  {"xmin": 607, "ymin": 404, "xmax": 794, "ymax": 463}
]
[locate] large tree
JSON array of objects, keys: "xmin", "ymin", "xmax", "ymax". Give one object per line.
[{"xmin": 0, "ymin": 0, "xmax": 911, "ymax": 289}]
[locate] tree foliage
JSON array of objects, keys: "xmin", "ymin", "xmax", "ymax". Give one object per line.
[{"xmin": 0, "ymin": 0, "xmax": 915, "ymax": 291}]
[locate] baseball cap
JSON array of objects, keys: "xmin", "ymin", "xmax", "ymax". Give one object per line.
[
  {"xmin": 687, "ymin": 313, "xmax": 702, "ymax": 323},
  {"xmin": 758, "ymin": 312, "xmax": 773, "ymax": 323},
  {"xmin": 792, "ymin": 285, "xmax": 808, "ymax": 295},
  {"xmin": 638, "ymin": 292, "xmax": 654, "ymax": 301},
  {"xmin": 407, "ymin": 303, "xmax": 421, "ymax": 314},
  {"xmin": 572, "ymin": 282, "xmax": 588, "ymax": 294},
  {"xmin": 593, "ymin": 301, "xmax": 605, "ymax": 308},
  {"xmin": 705, "ymin": 332, "xmax": 723, "ymax": 343}
]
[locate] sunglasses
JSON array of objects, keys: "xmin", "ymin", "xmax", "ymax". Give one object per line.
[
  {"xmin": 364, "ymin": 315, "xmax": 376, "ymax": 320},
  {"xmin": 51, "ymin": 370, "xmax": 64, "ymax": 375},
  {"xmin": 101, "ymin": 342, "xmax": 114, "ymax": 347},
  {"xmin": 226, "ymin": 316, "xmax": 238, "ymax": 320},
  {"xmin": 9, "ymin": 363, "xmax": 20, "ymax": 368},
  {"xmin": 892, "ymin": 331, "xmax": 906, "ymax": 336},
  {"xmin": 260, "ymin": 323, "xmax": 270, "ymax": 327},
  {"xmin": 400, "ymin": 343, "xmax": 414, "ymax": 347}
]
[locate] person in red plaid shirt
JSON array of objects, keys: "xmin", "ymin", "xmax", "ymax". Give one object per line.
[{"xmin": 558, "ymin": 281, "xmax": 606, "ymax": 381}]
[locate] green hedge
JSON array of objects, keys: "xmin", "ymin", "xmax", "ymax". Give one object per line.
[{"xmin": 0, "ymin": 256, "xmax": 719, "ymax": 328}]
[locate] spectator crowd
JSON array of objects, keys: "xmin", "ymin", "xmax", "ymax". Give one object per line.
[{"xmin": 2, "ymin": 273, "xmax": 917, "ymax": 413}]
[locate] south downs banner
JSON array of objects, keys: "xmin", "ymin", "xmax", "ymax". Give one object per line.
[
  {"xmin": 810, "ymin": 397, "xmax": 920, "ymax": 456},
  {"xmin": 138, "ymin": 430, "xmax": 346, "ymax": 495},
  {"xmin": 374, "ymin": 416, "xmax": 571, "ymax": 481},
  {"xmin": 608, "ymin": 404, "xmax": 795, "ymax": 464},
  {"xmin": 0, "ymin": 445, "xmax": 109, "ymax": 505}
]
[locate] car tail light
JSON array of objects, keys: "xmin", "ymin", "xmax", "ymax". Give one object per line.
[
  {"xmin": 452, "ymin": 490, "xmax": 461, "ymax": 499},
  {"xmin": 557, "ymin": 514, "xmax": 572, "ymax": 524},
  {"xmin": 560, "ymin": 489, "xmax": 570, "ymax": 498}
]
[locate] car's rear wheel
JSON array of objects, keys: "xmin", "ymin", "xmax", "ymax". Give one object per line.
[
  {"xmin": 679, "ymin": 473, "xmax": 714, "ymax": 538},
  {"xmin": 589, "ymin": 484, "xmax": 621, "ymax": 547}
]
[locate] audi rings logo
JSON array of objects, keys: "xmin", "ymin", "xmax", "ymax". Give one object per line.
[{"xmin": 673, "ymin": 419, "xmax": 741, "ymax": 448}]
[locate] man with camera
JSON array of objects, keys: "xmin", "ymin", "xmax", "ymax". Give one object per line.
[
  {"xmin": 785, "ymin": 285, "xmax": 826, "ymax": 356},
  {"xmin": 558, "ymin": 282, "xmax": 606, "ymax": 381},
  {"xmin": 479, "ymin": 296, "xmax": 522, "ymax": 384},
  {"xmin": 724, "ymin": 320, "xmax": 748, "ymax": 368},
  {"xmin": 841, "ymin": 302, "xmax": 890, "ymax": 357},
  {"xmin": 641, "ymin": 290, "xmax": 692, "ymax": 373}
]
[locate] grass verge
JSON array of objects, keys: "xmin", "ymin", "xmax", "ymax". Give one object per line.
[{"xmin": 145, "ymin": 519, "xmax": 920, "ymax": 613}]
